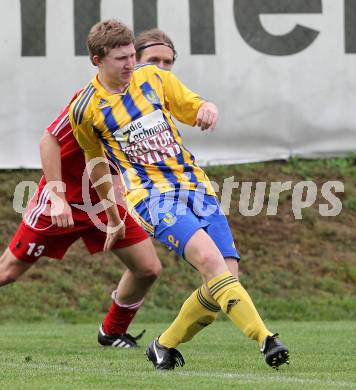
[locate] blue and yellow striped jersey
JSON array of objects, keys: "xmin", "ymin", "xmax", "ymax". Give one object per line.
[{"xmin": 69, "ymin": 65, "xmax": 215, "ymax": 207}]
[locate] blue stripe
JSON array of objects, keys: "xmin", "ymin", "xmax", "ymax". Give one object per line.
[
  {"xmin": 155, "ymin": 160, "xmax": 180, "ymax": 188},
  {"xmin": 92, "ymin": 125, "xmax": 128, "ymax": 186},
  {"xmin": 74, "ymin": 84, "xmax": 93, "ymax": 124},
  {"xmin": 101, "ymin": 106, "xmax": 120, "ymax": 131},
  {"xmin": 73, "ymin": 84, "xmax": 92, "ymax": 123},
  {"xmin": 121, "ymin": 92, "xmax": 142, "ymax": 121},
  {"xmin": 92, "ymin": 126, "xmax": 152, "ymax": 192},
  {"xmin": 134, "ymin": 63, "xmax": 152, "ymax": 70},
  {"xmin": 135, "ymin": 198, "xmax": 153, "ymax": 227},
  {"xmin": 154, "ymin": 72, "xmax": 163, "ymax": 84},
  {"xmin": 170, "ymin": 189, "xmax": 181, "ymax": 215},
  {"xmin": 131, "ymin": 162, "xmax": 153, "ymax": 192},
  {"xmin": 178, "ymin": 145, "xmax": 199, "ymax": 184},
  {"xmin": 92, "ymin": 125, "xmax": 118, "ymax": 160},
  {"xmin": 97, "ymin": 108, "xmax": 151, "ymax": 190},
  {"xmin": 140, "ymin": 82, "xmax": 162, "ymax": 110},
  {"xmin": 176, "ymin": 152, "xmax": 184, "ymax": 165},
  {"xmin": 165, "ymin": 152, "xmax": 199, "ymax": 186},
  {"xmin": 78, "ymin": 87, "xmax": 96, "ymax": 125},
  {"xmin": 183, "ymin": 164, "xmax": 199, "ymax": 185}
]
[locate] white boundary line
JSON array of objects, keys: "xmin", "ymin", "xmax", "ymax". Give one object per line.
[{"xmin": 1, "ymin": 362, "xmax": 355, "ymax": 388}]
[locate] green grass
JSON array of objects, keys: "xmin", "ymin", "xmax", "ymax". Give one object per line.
[{"xmin": 0, "ymin": 321, "xmax": 355, "ymax": 389}]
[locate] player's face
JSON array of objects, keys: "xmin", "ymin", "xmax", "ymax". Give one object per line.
[
  {"xmin": 102, "ymin": 44, "xmax": 136, "ymax": 86},
  {"xmin": 139, "ymin": 44, "xmax": 174, "ymax": 70}
]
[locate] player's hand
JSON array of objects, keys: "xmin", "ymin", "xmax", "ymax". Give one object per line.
[
  {"xmin": 50, "ymin": 198, "xmax": 74, "ymax": 228},
  {"xmin": 103, "ymin": 218, "xmax": 126, "ymax": 251},
  {"xmin": 196, "ymin": 102, "xmax": 218, "ymax": 131}
]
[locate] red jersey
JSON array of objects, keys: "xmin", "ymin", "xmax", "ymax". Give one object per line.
[
  {"xmin": 36, "ymin": 92, "xmax": 100, "ymax": 204},
  {"xmin": 13, "ymin": 94, "xmax": 149, "ymax": 259},
  {"xmin": 24, "ymin": 93, "xmax": 125, "ymax": 228}
]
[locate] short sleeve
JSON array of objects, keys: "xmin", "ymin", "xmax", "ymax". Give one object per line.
[
  {"xmin": 69, "ymin": 98, "xmax": 105, "ymax": 160},
  {"xmin": 159, "ymin": 70, "xmax": 205, "ymax": 126}
]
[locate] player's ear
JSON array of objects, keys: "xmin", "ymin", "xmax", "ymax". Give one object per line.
[{"xmin": 92, "ymin": 55, "xmax": 102, "ymax": 66}]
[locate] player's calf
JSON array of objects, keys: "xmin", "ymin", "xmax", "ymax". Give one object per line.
[{"xmin": 0, "ymin": 248, "xmax": 33, "ymax": 286}]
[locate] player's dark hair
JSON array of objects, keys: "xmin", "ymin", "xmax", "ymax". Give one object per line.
[{"xmin": 135, "ymin": 28, "xmax": 177, "ymax": 62}]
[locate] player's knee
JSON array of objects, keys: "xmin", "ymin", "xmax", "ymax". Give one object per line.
[
  {"xmin": 137, "ymin": 258, "xmax": 162, "ymax": 281},
  {"xmin": 143, "ymin": 261, "xmax": 162, "ymax": 280},
  {"xmin": 151, "ymin": 259, "xmax": 162, "ymax": 278},
  {"xmin": 194, "ymin": 249, "xmax": 221, "ymax": 270}
]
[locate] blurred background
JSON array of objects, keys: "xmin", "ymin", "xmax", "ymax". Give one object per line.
[{"xmin": 1, "ymin": 0, "xmax": 356, "ymax": 167}]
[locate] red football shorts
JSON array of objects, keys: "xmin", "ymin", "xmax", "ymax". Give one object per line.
[{"xmin": 8, "ymin": 205, "xmax": 148, "ymax": 263}]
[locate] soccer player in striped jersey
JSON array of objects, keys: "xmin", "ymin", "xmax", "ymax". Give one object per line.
[
  {"xmin": 70, "ymin": 19, "xmax": 289, "ymax": 370},
  {"xmin": 135, "ymin": 27, "xmax": 245, "ymax": 350}
]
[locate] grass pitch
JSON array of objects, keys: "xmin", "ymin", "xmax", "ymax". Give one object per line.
[{"xmin": 0, "ymin": 321, "xmax": 355, "ymax": 390}]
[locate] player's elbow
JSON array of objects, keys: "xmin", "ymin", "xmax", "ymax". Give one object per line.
[
  {"xmin": 39, "ymin": 131, "xmax": 48, "ymax": 150},
  {"xmin": 40, "ymin": 131, "xmax": 57, "ymax": 152}
]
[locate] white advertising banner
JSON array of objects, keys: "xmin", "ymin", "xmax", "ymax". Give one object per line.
[{"xmin": 1, "ymin": 0, "xmax": 356, "ymax": 168}]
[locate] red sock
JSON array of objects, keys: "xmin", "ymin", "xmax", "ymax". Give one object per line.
[{"xmin": 102, "ymin": 299, "xmax": 143, "ymax": 335}]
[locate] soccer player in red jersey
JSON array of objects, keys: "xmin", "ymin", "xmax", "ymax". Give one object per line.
[{"xmin": 0, "ymin": 91, "xmax": 161, "ymax": 347}]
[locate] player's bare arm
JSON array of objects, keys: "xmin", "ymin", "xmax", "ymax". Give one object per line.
[
  {"xmin": 196, "ymin": 101, "xmax": 218, "ymax": 131},
  {"xmin": 86, "ymin": 157, "xmax": 125, "ymax": 250},
  {"xmin": 39, "ymin": 131, "xmax": 74, "ymax": 228}
]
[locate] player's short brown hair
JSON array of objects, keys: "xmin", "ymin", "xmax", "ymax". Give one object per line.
[
  {"xmin": 135, "ymin": 28, "xmax": 177, "ymax": 62},
  {"xmin": 87, "ymin": 19, "xmax": 134, "ymax": 65}
]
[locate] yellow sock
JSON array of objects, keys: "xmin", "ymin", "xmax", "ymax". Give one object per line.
[
  {"xmin": 159, "ymin": 287, "xmax": 220, "ymax": 348},
  {"xmin": 207, "ymin": 271, "xmax": 272, "ymax": 345}
]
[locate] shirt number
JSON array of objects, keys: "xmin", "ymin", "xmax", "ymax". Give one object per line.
[{"xmin": 27, "ymin": 243, "xmax": 45, "ymax": 257}]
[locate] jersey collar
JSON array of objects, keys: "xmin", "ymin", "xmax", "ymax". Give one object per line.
[{"xmin": 92, "ymin": 74, "xmax": 130, "ymax": 97}]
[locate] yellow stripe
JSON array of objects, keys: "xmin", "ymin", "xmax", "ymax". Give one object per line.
[{"xmin": 129, "ymin": 207, "xmax": 154, "ymax": 235}]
